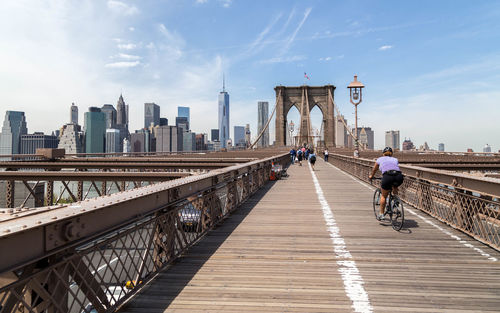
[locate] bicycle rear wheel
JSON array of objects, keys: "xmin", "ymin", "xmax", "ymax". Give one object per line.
[
  {"xmin": 390, "ymin": 195, "xmax": 404, "ymax": 230},
  {"xmin": 372, "ymin": 189, "xmax": 381, "ymax": 220}
]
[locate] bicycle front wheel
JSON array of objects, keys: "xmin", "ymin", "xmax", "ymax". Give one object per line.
[
  {"xmin": 373, "ymin": 189, "xmax": 381, "ymax": 220},
  {"xmin": 390, "ymin": 196, "xmax": 404, "ymax": 231}
]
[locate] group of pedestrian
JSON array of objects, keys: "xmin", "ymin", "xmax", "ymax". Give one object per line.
[{"xmin": 289, "ymin": 146, "xmax": 318, "ymax": 170}]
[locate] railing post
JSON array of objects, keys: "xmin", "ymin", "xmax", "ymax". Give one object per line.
[
  {"xmin": 46, "ymin": 180, "xmax": 54, "ymax": 206},
  {"xmin": 6, "ymin": 180, "xmax": 15, "ymax": 208}
]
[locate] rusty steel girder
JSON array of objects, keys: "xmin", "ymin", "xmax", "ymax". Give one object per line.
[{"xmin": 0, "ymin": 152, "xmax": 289, "ymax": 313}]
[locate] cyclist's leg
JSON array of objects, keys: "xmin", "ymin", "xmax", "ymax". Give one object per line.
[
  {"xmin": 392, "ymin": 186, "xmax": 399, "ymax": 196},
  {"xmin": 380, "ymin": 188, "xmax": 390, "ymax": 215}
]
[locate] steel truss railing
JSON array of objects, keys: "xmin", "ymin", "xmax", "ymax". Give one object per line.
[
  {"xmin": 328, "ymin": 154, "xmax": 500, "ymax": 251},
  {"xmin": 0, "ymin": 153, "xmax": 289, "ymax": 313}
]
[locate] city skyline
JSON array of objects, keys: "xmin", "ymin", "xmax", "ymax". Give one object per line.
[{"xmin": 0, "ymin": 1, "xmax": 499, "ymax": 151}]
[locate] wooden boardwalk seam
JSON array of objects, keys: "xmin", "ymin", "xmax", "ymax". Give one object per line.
[{"xmin": 120, "ymin": 160, "xmax": 500, "ymax": 313}]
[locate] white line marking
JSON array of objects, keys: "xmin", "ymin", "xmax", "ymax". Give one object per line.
[
  {"xmin": 309, "ymin": 162, "xmax": 373, "ymax": 313},
  {"xmin": 325, "ymin": 160, "xmax": 498, "ymax": 262}
]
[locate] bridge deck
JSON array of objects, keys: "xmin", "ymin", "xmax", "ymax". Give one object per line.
[{"xmin": 121, "ymin": 160, "xmax": 500, "ymax": 312}]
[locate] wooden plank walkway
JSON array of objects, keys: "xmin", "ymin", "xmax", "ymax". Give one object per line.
[{"xmin": 120, "ymin": 159, "xmax": 500, "ymax": 312}]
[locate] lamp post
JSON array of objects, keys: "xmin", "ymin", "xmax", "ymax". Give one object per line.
[
  {"xmin": 347, "ymin": 75, "xmax": 364, "ymax": 151},
  {"xmin": 288, "ymin": 120, "xmax": 295, "ymax": 146}
]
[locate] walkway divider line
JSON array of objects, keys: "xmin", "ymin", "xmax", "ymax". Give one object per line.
[
  {"xmin": 308, "ymin": 162, "xmax": 373, "ymax": 313},
  {"xmin": 324, "ymin": 160, "xmax": 498, "ymax": 262}
]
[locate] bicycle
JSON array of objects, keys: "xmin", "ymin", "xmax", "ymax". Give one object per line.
[{"xmin": 371, "ymin": 177, "xmax": 404, "ymax": 231}]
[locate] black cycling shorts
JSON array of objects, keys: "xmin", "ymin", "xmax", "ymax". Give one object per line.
[{"xmin": 381, "ymin": 172, "xmax": 404, "ymax": 190}]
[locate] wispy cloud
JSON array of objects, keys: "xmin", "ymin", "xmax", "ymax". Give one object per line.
[
  {"xmin": 116, "ymin": 53, "xmax": 141, "ymax": 60},
  {"xmin": 107, "ymin": 0, "xmax": 139, "ymax": 16},
  {"xmin": 319, "ymin": 56, "xmax": 331, "ymax": 61},
  {"xmin": 218, "ymin": 0, "xmax": 232, "ymax": 8},
  {"xmin": 259, "ymin": 55, "xmax": 306, "ymax": 64},
  {"xmin": 117, "ymin": 43, "xmax": 137, "ymax": 50},
  {"xmin": 105, "ymin": 61, "xmax": 141, "ymax": 68},
  {"xmin": 281, "ymin": 7, "xmax": 312, "ymax": 55},
  {"xmin": 196, "ymin": 0, "xmax": 208, "ymax": 3},
  {"xmin": 378, "ymin": 45, "xmax": 393, "ymax": 51}
]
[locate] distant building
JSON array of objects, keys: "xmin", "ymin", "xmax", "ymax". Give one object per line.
[
  {"xmin": 84, "ymin": 107, "xmax": 106, "ymax": 153},
  {"xmin": 178, "ymin": 106, "xmax": 190, "ymax": 128},
  {"xmin": 418, "ymin": 142, "xmax": 430, "ymax": 151},
  {"xmin": 20, "ymin": 132, "xmax": 58, "ymax": 154},
  {"xmin": 0, "ymin": 111, "xmax": 28, "ymax": 155},
  {"xmin": 58, "ymin": 123, "xmax": 84, "ymax": 154},
  {"xmin": 106, "ymin": 129, "xmax": 121, "ymax": 153},
  {"xmin": 354, "ymin": 127, "xmax": 374, "ymax": 149},
  {"xmin": 438, "ymin": 143, "xmax": 445, "ymax": 152},
  {"xmin": 123, "ymin": 138, "xmax": 131, "ymax": 153},
  {"xmin": 196, "ymin": 133, "xmax": 207, "ymax": 151},
  {"xmin": 116, "ymin": 94, "xmax": 129, "ymax": 143},
  {"xmin": 155, "ymin": 126, "xmax": 183, "ymax": 152},
  {"xmin": 144, "ymin": 103, "xmax": 160, "ymax": 128},
  {"xmin": 70, "ymin": 103, "xmax": 78, "ymax": 124},
  {"xmin": 257, "ymin": 101, "xmax": 269, "ymax": 147},
  {"xmin": 234, "ymin": 126, "xmax": 245, "ymax": 147},
  {"xmin": 176, "ymin": 116, "xmax": 189, "ymax": 131},
  {"xmin": 483, "ymin": 144, "xmax": 492, "ymax": 153},
  {"xmin": 335, "ymin": 115, "xmax": 348, "ymax": 147},
  {"xmin": 402, "ymin": 138, "xmax": 415, "ymax": 151},
  {"xmin": 385, "ymin": 130, "xmax": 400, "ymax": 150},
  {"xmin": 211, "ymin": 129, "xmax": 219, "ymax": 142},
  {"xmin": 101, "ymin": 104, "xmax": 117, "ymax": 129},
  {"xmin": 130, "ymin": 129, "xmax": 151, "ymax": 153},
  {"xmin": 218, "ymin": 81, "xmax": 230, "ymax": 148},
  {"xmin": 245, "ymin": 124, "xmax": 251, "ymax": 146},
  {"xmin": 467, "ymin": 148, "xmax": 474, "ymax": 153},
  {"xmin": 182, "ymin": 130, "xmax": 196, "ymax": 152},
  {"xmin": 159, "ymin": 118, "xmax": 168, "ymax": 126}
]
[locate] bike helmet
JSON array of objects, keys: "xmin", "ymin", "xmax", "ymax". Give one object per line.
[{"xmin": 383, "ymin": 147, "xmax": 393, "ymax": 153}]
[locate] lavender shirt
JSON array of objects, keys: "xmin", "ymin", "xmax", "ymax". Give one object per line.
[{"xmin": 376, "ymin": 156, "xmax": 400, "ymax": 174}]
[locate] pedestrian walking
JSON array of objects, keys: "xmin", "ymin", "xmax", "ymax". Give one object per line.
[
  {"xmin": 290, "ymin": 147, "xmax": 296, "ymax": 164},
  {"xmin": 297, "ymin": 149, "xmax": 303, "ymax": 166},
  {"xmin": 324, "ymin": 148, "xmax": 329, "ymax": 162},
  {"xmin": 309, "ymin": 149, "xmax": 317, "ymax": 170}
]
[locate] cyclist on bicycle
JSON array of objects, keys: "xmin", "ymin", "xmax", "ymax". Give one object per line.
[{"xmin": 369, "ymin": 147, "xmax": 404, "ymax": 220}]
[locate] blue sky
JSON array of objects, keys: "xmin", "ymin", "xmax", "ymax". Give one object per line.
[{"xmin": 0, "ymin": 0, "xmax": 499, "ymax": 151}]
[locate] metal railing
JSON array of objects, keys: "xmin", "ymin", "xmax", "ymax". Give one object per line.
[
  {"xmin": 0, "ymin": 153, "xmax": 289, "ymax": 313},
  {"xmin": 329, "ymin": 153, "xmax": 500, "ymax": 251}
]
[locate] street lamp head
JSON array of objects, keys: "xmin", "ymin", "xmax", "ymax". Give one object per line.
[{"xmin": 347, "ymin": 75, "xmax": 364, "ymax": 106}]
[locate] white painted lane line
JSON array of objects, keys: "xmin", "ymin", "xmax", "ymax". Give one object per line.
[
  {"xmin": 309, "ymin": 162, "xmax": 373, "ymax": 313},
  {"xmin": 324, "ymin": 160, "xmax": 499, "ymax": 262}
]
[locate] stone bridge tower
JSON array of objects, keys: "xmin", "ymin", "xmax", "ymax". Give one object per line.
[{"xmin": 274, "ymin": 85, "xmax": 336, "ymax": 147}]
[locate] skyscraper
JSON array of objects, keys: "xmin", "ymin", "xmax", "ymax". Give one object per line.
[
  {"xmin": 21, "ymin": 132, "xmax": 58, "ymax": 154},
  {"xmin": 116, "ymin": 94, "xmax": 129, "ymax": 143},
  {"xmin": 159, "ymin": 118, "xmax": 168, "ymax": 126},
  {"xmin": 155, "ymin": 126, "xmax": 183, "ymax": 152},
  {"xmin": 101, "ymin": 104, "xmax": 117, "ymax": 129},
  {"xmin": 178, "ymin": 106, "xmax": 190, "ymax": 128},
  {"xmin": 84, "ymin": 107, "xmax": 106, "ymax": 153},
  {"xmin": 354, "ymin": 127, "xmax": 374, "ymax": 150},
  {"xmin": 144, "ymin": 103, "xmax": 160, "ymax": 128},
  {"xmin": 0, "ymin": 111, "xmax": 28, "ymax": 155},
  {"xmin": 58, "ymin": 123, "xmax": 84, "ymax": 153},
  {"xmin": 257, "ymin": 101, "xmax": 269, "ymax": 147},
  {"xmin": 245, "ymin": 124, "xmax": 251, "ymax": 146},
  {"xmin": 218, "ymin": 79, "xmax": 230, "ymax": 148},
  {"xmin": 70, "ymin": 103, "xmax": 78, "ymax": 125},
  {"xmin": 438, "ymin": 143, "xmax": 445, "ymax": 152},
  {"xmin": 234, "ymin": 126, "xmax": 245, "ymax": 147},
  {"xmin": 385, "ymin": 130, "xmax": 400, "ymax": 150},
  {"xmin": 175, "ymin": 117, "xmax": 189, "ymax": 131},
  {"xmin": 335, "ymin": 115, "xmax": 348, "ymax": 147},
  {"xmin": 106, "ymin": 129, "xmax": 121, "ymax": 153},
  {"xmin": 483, "ymin": 144, "xmax": 492, "ymax": 153},
  {"xmin": 211, "ymin": 129, "xmax": 219, "ymax": 142}
]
